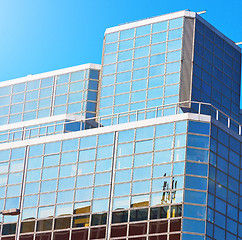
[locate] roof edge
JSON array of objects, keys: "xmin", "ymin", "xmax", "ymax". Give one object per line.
[
  {"xmin": 0, "ymin": 63, "xmax": 101, "ymax": 88},
  {"xmin": 105, "ymin": 10, "xmax": 195, "ymax": 34}
]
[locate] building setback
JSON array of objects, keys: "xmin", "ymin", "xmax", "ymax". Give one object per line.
[{"xmin": 0, "ymin": 10, "xmax": 241, "ymax": 240}]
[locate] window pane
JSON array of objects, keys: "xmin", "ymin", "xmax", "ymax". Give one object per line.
[
  {"xmin": 152, "ymin": 21, "xmax": 168, "ymax": 33},
  {"xmin": 120, "ymin": 29, "xmax": 135, "ymax": 40},
  {"xmin": 106, "ymin": 32, "xmax": 119, "ymax": 43},
  {"xmin": 136, "ymin": 25, "xmax": 151, "ymax": 36}
]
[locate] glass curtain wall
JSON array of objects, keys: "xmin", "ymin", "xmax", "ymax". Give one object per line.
[{"xmin": 99, "ymin": 18, "xmax": 184, "ymax": 122}]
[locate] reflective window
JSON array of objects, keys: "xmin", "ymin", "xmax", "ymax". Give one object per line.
[
  {"xmin": 136, "ymin": 25, "xmax": 151, "ymax": 36},
  {"xmin": 120, "ymin": 28, "xmax": 135, "ymax": 40},
  {"xmin": 106, "ymin": 32, "xmax": 119, "ymax": 43},
  {"xmin": 133, "ymin": 167, "xmax": 151, "ymax": 180},
  {"xmin": 152, "ymin": 21, "xmax": 168, "ymax": 33}
]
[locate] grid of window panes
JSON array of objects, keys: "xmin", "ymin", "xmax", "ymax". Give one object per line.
[
  {"xmin": 99, "ymin": 17, "xmax": 184, "ymax": 121},
  {"xmin": 0, "ymin": 69, "xmax": 99, "ymax": 126},
  {"xmin": 182, "ymin": 121, "xmax": 210, "ymax": 240},
  {"xmin": 192, "ymin": 19, "xmax": 241, "ymax": 122},
  {"xmin": 0, "ymin": 119, "xmax": 188, "ymax": 240},
  {"xmin": 0, "ymin": 148, "xmax": 26, "ymax": 237},
  {"xmin": 110, "ymin": 121, "xmax": 187, "ymax": 240},
  {"xmin": 206, "ymin": 124, "xmax": 241, "ymax": 240}
]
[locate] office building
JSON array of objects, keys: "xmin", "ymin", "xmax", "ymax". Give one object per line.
[{"xmin": 0, "ymin": 10, "xmax": 241, "ymax": 240}]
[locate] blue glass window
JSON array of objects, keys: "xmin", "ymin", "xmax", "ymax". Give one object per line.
[
  {"xmin": 43, "ymin": 155, "xmax": 59, "ymax": 167},
  {"xmin": 114, "ymin": 183, "xmax": 131, "ymax": 196},
  {"xmin": 136, "ymin": 25, "xmax": 151, "ymax": 36},
  {"xmin": 101, "ymin": 85, "xmax": 114, "ymax": 97},
  {"xmin": 135, "ymin": 140, "xmax": 153, "ymax": 153},
  {"xmin": 188, "ymin": 121, "xmax": 210, "ymax": 135},
  {"xmin": 169, "ymin": 18, "xmax": 183, "ymax": 29},
  {"xmin": 148, "ymin": 76, "xmax": 164, "ymax": 88},
  {"xmin": 150, "ymin": 43, "xmax": 166, "ymax": 55},
  {"xmin": 184, "ymin": 204, "xmax": 206, "ymax": 219},
  {"xmin": 186, "ymin": 148, "xmax": 209, "ymax": 163},
  {"xmin": 118, "ymin": 129, "xmax": 135, "ymax": 143},
  {"xmin": 76, "ymin": 174, "xmax": 93, "ymax": 188},
  {"xmin": 77, "ymin": 161, "xmax": 95, "ymax": 175},
  {"xmin": 105, "ymin": 43, "xmax": 118, "ymax": 54},
  {"xmin": 156, "ymin": 123, "xmax": 174, "ymax": 136},
  {"xmin": 134, "ymin": 153, "xmax": 152, "ymax": 167},
  {"xmin": 149, "ymin": 65, "xmax": 165, "ymax": 77},
  {"xmin": 102, "ymin": 64, "xmax": 116, "ymax": 75},
  {"xmin": 153, "ymin": 164, "xmax": 171, "ymax": 178},
  {"xmin": 151, "ymin": 32, "xmax": 167, "ymax": 44},
  {"xmin": 133, "ymin": 57, "xmax": 149, "ymax": 69},
  {"xmin": 117, "ymin": 142, "xmax": 134, "ymax": 156},
  {"xmin": 115, "ymin": 93, "xmax": 130, "ymax": 105},
  {"xmin": 120, "ymin": 28, "xmax": 135, "ymax": 40},
  {"xmin": 116, "ymin": 71, "xmax": 132, "ymax": 83},
  {"xmin": 135, "ymin": 36, "xmax": 150, "ymax": 47},
  {"xmin": 154, "ymin": 150, "xmax": 172, "ymax": 164},
  {"xmin": 167, "ymin": 50, "xmax": 181, "ymax": 62},
  {"xmin": 132, "ymin": 79, "xmax": 147, "ymax": 91},
  {"xmin": 134, "ymin": 46, "xmax": 150, "ymax": 58},
  {"xmin": 119, "ymin": 39, "xmax": 134, "ymax": 51},
  {"xmin": 152, "ymin": 21, "xmax": 168, "ymax": 33},
  {"xmin": 104, "ymin": 53, "xmax": 117, "ymax": 65},
  {"xmin": 155, "ymin": 136, "xmax": 173, "ymax": 150},
  {"xmin": 95, "ymin": 172, "xmax": 111, "ymax": 186},
  {"xmin": 164, "ymin": 84, "xmax": 179, "ymax": 96},
  {"xmin": 147, "ymin": 87, "xmax": 163, "ymax": 99},
  {"xmin": 117, "ymin": 60, "xmax": 132, "ymax": 72},
  {"xmin": 45, "ymin": 141, "xmax": 61, "ymax": 155},
  {"xmin": 13, "ymin": 83, "xmax": 25, "ymax": 93},
  {"xmin": 115, "ymin": 169, "xmax": 132, "ymax": 182},
  {"xmin": 70, "ymin": 71, "xmax": 85, "ymax": 81},
  {"xmin": 187, "ymin": 134, "xmax": 209, "ymax": 149},
  {"xmin": 183, "ymin": 219, "xmax": 205, "ymax": 234},
  {"xmin": 131, "ymin": 91, "xmax": 146, "ymax": 102},
  {"xmin": 0, "ymin": 86, "xmax": 11, "ymax": 96},
  {"xmin": 166, "ymin": 62, "xmax": 180, "ymax": 74},
  {"xmin": 133, "ymin": 68, "xmax": 148, "ymax": 80},
  {"xmin": 102, "ymin": 75, "xmax": 115, "ymax": 86},
  {"xmin": 184, "ymin": 190, "xmax": 207, "ymax": 204},
  {"xmin": 186, "ymin": 162, "xmax": 208, "ymax": 176},
  {"xmin": 132, "ymin": 180, "xmax": 150, "ymax": 194},
  {"xmin": 150, "ymin": 54, "xmax": 165, "ymax": 66},
  {"xmin": 136, "ymin": 126, "xmax": 154, "ymax": 140},
  {"xmin": 133, "ymin": 167, "xmax": 151, "ymax": 180},
  {"xmin": 183, "ymin": 234, "xmax": 205, "ymax": 240},
  {"xmin": 168, "ymin": 28, "xmax": 182, "ymax": 40},
  {"xmin": 118, "ymin": 50, "xmax": 133, "ymax": 62},
  {"xmin": 185, "ymin": 176, "xmax": 207, "ymax": 190},
  {"xmin": 167, "ymin": 39, "xmax": 182, "ymax": 51},
  {"xmin": 173, "ymin": 161, "xmax": 184, "ymax": 175},
  {"xmin": 105, "ymin": 32, "xmax": 119, "ymax": 43}
]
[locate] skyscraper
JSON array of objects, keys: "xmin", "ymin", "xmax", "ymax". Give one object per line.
[{"xmin": 0, "ymin": 10, "xmax": 241, "ymax": 240}]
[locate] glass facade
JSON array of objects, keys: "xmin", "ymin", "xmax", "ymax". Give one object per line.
[
  {"xmin": 99, "ymin": 17, "xmax": 183, "ymax": 120},
  {"xmin": 0, "ymin": 66, "xmax": 100, "ymax": 125},
  {"xmin": 192, "ymin": 19, "xmax": 241, "ymax": 122},
  {"xmin": 206, "ymin": 124, "xmax": 241, "ymax": 240},
  {"xmin": 0, "ymin": 120, "xmax": 187, "ymax": 239},
  {"xmin": 0, "ymin": 10, "xmax": 241, "ymax": 240}
]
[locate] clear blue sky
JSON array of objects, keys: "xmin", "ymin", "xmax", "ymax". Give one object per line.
[{"xmin": 0, "ymin": 0, "xmax": 241, "ymax": 102}]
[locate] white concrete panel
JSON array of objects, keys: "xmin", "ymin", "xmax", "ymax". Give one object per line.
[
  {"xmin": 0, "ymin": 114, "xmax": 85, "ymax": 131},
  {"xmin": 105, "ymin": 10, "xmax": 196, "ymax": 34},
  {"xmin": 0, "ymin": 113, "xmax": 211, "ymax": 150}
]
